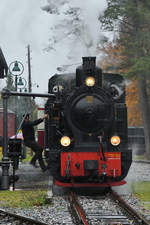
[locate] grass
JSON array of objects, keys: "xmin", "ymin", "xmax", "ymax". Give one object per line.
[
  {"xmin": 0, "ymin": 147, "xmax": 2, "ymax": 161},
  {"xmin": 133, "ymin": 153, "xmax": 148, "ymax": 161},
  {"xmin": 21, "ymin": 148, "xmax": 32, "ymax": 163},
  {"xmin": 0, "ymin": 190, "xmax": 50, "ymax": 208},
  {"xmin": 132, "ymin": 181, "xmax": 150, "ymax": 210}
]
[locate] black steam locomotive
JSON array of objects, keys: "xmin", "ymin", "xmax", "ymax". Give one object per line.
[{"xmin": 45, "ymin": 57, "xmax": 132, "ymax": 187}]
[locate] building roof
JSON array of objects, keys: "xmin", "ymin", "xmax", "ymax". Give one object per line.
[{"xmin": 0, "ymin": 48, "xmax": 8, "ymax": 78}]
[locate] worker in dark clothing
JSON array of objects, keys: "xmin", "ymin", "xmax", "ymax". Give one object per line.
[{"xmin": 22, "ymin": 113, "xmax": 48, "ymax": 172}]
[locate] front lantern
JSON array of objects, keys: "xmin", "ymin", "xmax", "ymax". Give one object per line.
[
  {"xmin": 60, "ymin": 136, "xmax": 71, "ymax": 147},
  {"xmin": 85, "ymin": 76, "xmax": 95, "ymax": 87},
  {"xmin": 110, "ymin": 136, "xmax": 120, "ymax": 146}
]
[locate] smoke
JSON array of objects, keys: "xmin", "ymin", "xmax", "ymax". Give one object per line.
[
  {"xmin": 0, "ymin": 0, "xmax": 107, "ymax": 98},
  {"xmin": 0, "ymin": 0, "xmax": 51, "ymax": 51},
  {"xmin": 43, "ymin": 0, "xmax": 107, "ymax": 71},
  {"xmin": 70, "ymin": 0, "xmax": 107, "ymax": 50}
]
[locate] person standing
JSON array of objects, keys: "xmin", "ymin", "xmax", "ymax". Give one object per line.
[{"xmin": 21, "ymin": 113, "xmax": 48, "ymax": 172}]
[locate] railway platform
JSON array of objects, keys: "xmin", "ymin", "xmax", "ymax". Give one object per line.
[{"xmin": 8, "ymin": 162, "xmax": 51, "ymax": 190}]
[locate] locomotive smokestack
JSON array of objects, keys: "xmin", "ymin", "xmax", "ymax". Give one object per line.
[
  {"xmin": 76, "ymin": 56, "xmax": 102, "ymax": 87},
  {"xmin": 82, "ymin": 57, "xmax": 96, "ymax": 69}
]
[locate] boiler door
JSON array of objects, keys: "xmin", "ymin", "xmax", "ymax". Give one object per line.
[{"xmin": 70, "ymin": 95, "xmax": 112, "ymax": 133}]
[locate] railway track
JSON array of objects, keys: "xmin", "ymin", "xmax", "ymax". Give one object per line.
[
  {"xmin": 67, "ymin": 190, "xmax": 150, "ymax": 225},
  {"xmin": 0, "ymin": 208, "xmax": 48, "ymax": 225},
  {"xmin": 111, "ymin": 191, "xmax": 150, "ymax": 225}
]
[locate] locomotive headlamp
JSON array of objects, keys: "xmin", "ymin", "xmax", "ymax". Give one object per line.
[
  {"xmin": 110, "ymin": 136, "xmax": 120, "ymax": 146},
  {"xmin": 60, "ymin": 136, "xmax": 71, "ymax": 147},
  {"xmin": 85, "ymin": 77, "xmax": 95, "ymax": 87}
]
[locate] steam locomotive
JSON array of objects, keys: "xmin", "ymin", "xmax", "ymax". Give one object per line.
[{"xmin": 44, "ymin": 57, "xmax": 132, "ymax": 187}]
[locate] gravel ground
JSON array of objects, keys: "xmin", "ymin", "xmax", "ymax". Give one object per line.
[
  {"xmin": 0, "ymin": 160, "xmax": 150, "ymax": 224},
  {"xmin": 2, "ymin": 197, "xmax": 74, "ymax": 225}
]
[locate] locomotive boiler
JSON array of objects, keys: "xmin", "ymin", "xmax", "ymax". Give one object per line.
[{"xmin": 44, "ymin": 57, "xmax": 132, "ymax": 187}]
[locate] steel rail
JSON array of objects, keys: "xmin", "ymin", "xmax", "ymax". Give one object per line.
[
  {"xmin": 0, "ymin": 208, "xmax": 48, "ymax": 225},
  {"xmin": 111, "ymin": 190, "xmax": 150, "ymax": 225},
  {"xmin": 68, "ymin": 191, "xmax": 91, "ymax": 225}
]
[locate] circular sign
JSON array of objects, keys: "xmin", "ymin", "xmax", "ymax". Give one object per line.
[{"xmin": 9, "ymin": 61, "xmax": 24, "ymax": 76}]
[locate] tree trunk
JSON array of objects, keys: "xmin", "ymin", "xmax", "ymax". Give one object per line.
[{"xmin": 138, "ymin": 76, "xmax": 150, "ymax": 159}]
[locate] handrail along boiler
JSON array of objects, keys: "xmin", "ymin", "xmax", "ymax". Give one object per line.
[{"xmin": 44, "ymin": 57, "xmax": 132, "ymax": 187}]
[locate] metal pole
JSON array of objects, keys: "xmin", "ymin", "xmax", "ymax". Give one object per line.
[
  {"xmin": 4, "ymin": 89, "xmax": 55, "ymax": 98},
  {"xmin": 27, "ymin": 45, "xmax": 32, "ymax": 93},
  {"xmin": 27, "ymin": 45, "xmax": 32, "ymax": 151},
  {"xmin": 1, "ymin": 90, "xmax": 10, "ymax": 190},
  {"xmin": 15, "ymin": 112, "xmax": 27, "ymax": 137},
  {"xmin": 15, "ymin": 75, "xmax": 17, "ymax": 133}
]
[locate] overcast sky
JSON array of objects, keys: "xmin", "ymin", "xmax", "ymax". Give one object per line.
[{"xmin": 0, "ymin": 0, "xmax": 107, "ymax": 104}]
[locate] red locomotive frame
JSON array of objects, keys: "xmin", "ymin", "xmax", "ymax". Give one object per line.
[
  {"xmin": 55, "ymin": 151, "xmax": 126, "ymax": 187},
  {"xmin": 55, "ymin": 180, "xmax": 126, "ymax": 187},
  {"xmin": 61, "ymin": 152, "xmax": 121, "ymax": 177}
]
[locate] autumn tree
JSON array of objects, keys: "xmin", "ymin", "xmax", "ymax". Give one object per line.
[
  {"xmin": 99, "ymin": 42, "xmax": 126, "ymax": 73},
  {"xmin": 99, "ymin": 41, "xmax": 142, "ymax": 126},
  {"xmin": 126, "ymin": 81, "xmax": 142, "ymax": 126},
  {"xmin": 99, "ymin": 0, "xmax": 150, "ymax": 159}
]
